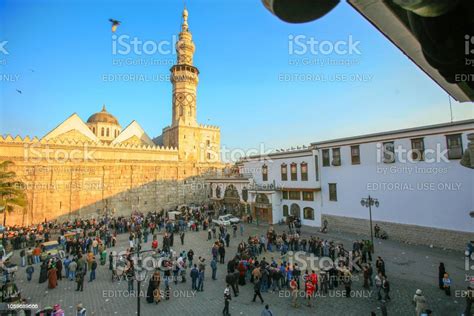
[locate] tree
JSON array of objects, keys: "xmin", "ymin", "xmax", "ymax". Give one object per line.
[{"xmin": 0, "ymin": 161, "xmax": 27, "ymax": 226}]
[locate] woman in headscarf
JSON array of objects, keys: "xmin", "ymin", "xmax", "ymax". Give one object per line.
[
  {"xmin": 413, "ymin": 289, "xmax": 427, "ymax": 316},
  {"xmin": 438, "ymin": 262, "xmax": 446, "ymax": 289},
  {"xmin": 52, "ymin": 304, "xmax": 65, "ymax": 316},
  {"xmin": 47, "ymin": 262, "xmax": 58, "ymax": 289},
  {"xmin": 38, "ymin": 260, "xmax": 48, "ymax": 284},
  {"xmin": 146, "ymin": 271, "xmax": 161, "ymax": 304}
]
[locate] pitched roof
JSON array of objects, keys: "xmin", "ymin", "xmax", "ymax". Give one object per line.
[
  {"xmin": 111, "ymin": 120, "xmax": 154, "ymax": 146},
  {"xmin": 42, "ymin": 113, "xmax": 99, "ymax": 142}
]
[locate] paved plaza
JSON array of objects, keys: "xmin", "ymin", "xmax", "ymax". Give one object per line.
[{"xmin": 9, "ymin": 223, "xmax": 471, "ymax": 316}]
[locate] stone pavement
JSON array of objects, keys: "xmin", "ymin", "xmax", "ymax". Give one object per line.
[{"xmin": 7, "ymin": 223, "xmax": 473, "ymax": 316}]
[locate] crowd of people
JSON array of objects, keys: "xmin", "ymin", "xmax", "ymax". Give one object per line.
[{"xmin": 0, "ymin": 206, "xmax": 472, "ymax": 316}]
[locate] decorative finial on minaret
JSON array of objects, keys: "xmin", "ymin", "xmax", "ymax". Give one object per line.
[
  {"xmin": 102, "ymin": 104, "xmax": 107, "ymax": 112},
  {"xmin": 182, "ymin": 7, "xmax": 189, "ymax": 32}
]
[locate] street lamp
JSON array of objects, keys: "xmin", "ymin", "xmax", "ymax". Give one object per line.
[
  {"xmin": 131, "ymin": 229, "xmax": 158, "ymax": 316},
  {"xmin": 134, "ymin": 259, "xmax": 147, "ymax": 316},
  {"xmin": 360, "ymin": 195, "xmax": 380, "ymax": 253}
]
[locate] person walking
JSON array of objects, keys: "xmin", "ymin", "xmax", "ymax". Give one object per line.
[
  {"xmin": 290, "ymin": 277, "xmax": 299, "ymax": 307},
  {"xmin": 190, "ymin": 264, "xmax": 199, "ymax": 290},
  {"xmin": 252, "ymin": 278, "xmax": 264, "ymax": 303},
  {"xmin": 180, "ymin": 231, "xmax": 185, "ymax": 246},
  {"xmin": 187, "ymin": 249, "xmax": 194, "ymax": 268},
  {"xmin": 211, "ymin": 257, "xmax": 218, "ymax": 280},
  {"xmin": 26, "ymin": 264, "xmax": 34, "ymax": 282},
  {"xmin": 146, "ymin": 271, "xmax": 161, "ymax": 304},
  {"xmin": 413, "ymin": 289, "xmax": 427, "ymax": 316},
  {"xmin": 56, "ymin": 258, "xmax": 63, "ymax": 281},
  {"xmin": 219, "ymin": 244, "xmax": 226, "ymax": 264},
  {"xmin": 63, "ymin": 256, "xmax": 71, "ymax": 281},
  {"xmin": 375, "ymin": 272, "xmax": 383, "ymax": 300},
  {"xmin": 261, "ymin": 304, "xmax": 273, "ymax": 316},
  {"xmin": 48, "ymin": 264, "xmax": 58, "ymax": 289},
  {"xmin": 69, "ymin": 260, "xmax": 77, "ymax": 281},
  {"xmin": 197, "ymin": 268, "xmax": 205, "ymax": 292},
  {"xmin": 75, "ymin": 270, "xmax": 84, "ymax": 292},
  {"xmin": 223, "ymin": 286, "xmax": 231, "ymax": 316},
  {"xmin": 438, "ymin": 263, "xmax": 446, "ymax": 290},
  {"xmin": 367, "ymin": 262, "xmax": 374, "ymax": 287},
  {"xmin": 89, "ymin": 257, "xmax": 97, "ymax": 282},
  {"xmin": 363, "ymin": 265, "xmax": 370, "ymax": 289},
  {"xmin": 305, "ymin": 278, "xmax": 315, "ymax": 307},
  {"xmin": 20, "ymin": 249, "xmax": 26, "ymax": 267}
]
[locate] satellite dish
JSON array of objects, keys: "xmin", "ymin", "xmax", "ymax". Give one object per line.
[{"xmin": 262, "ymin": 0, "xmax": 340, "ymax": 23}]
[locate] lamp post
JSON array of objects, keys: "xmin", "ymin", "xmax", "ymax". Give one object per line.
[
  {"xmin": 360, "ymin": 195, "xmax": 379, "ymax": 253},
  {"xmin": 133, "ymin": 233, "xmax": 149, "ymax": 316}
]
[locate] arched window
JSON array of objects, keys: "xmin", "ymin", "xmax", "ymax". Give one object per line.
[
  {"xmin": 303, "ymin": 207, "xmax": 314, "ymax": 220},
  {"xmin": 106, "ymin": 128, "xmax": 110, "ymax": 137},
  {"xmin": 92, "ymin": 127, "xmax": 95, "ymax": 134},
  {"xmin": 290, "ymin": 203, "xmax": 300, "ymax": 218},
  {"xmin": 101, "ymin": 127, "xmax": 104, "ymax": 136},
  {"xmin": 281, "ymin": 163, "xmax": 288, "ymax": 181},
  {"xmin": 283, "ymin": 205, "xmax": 289, "ymax": 217},
  {"xmin": 216, "ymin": 185, "xmax": 221, "ymax": 198},
  {"xmin": 262, "ymin": 164, "xmax": 268, "ymax": 181},
  {"xmin": 301, "ymin": 162, "xmax": 308, "ymax": 181},
  {"xmin": 290, "ymin": 163, "xmax": 297, "ymax": 181}
]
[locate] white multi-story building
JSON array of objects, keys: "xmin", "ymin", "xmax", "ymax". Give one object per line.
[{"xmin": 231, "ymin": 119, "xmax": 473, "ymax": 249}]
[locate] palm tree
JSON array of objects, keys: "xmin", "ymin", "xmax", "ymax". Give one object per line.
[{"xmin": 0, "ymin": 161, "xmax": 27, "ymax": 226}]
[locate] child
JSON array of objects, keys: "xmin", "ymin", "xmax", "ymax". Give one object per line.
[
  {"xmin": 26, "ymin": 265, "xmax": 34, "ymax": 281},
  {"xmin": 442, "ymin": 273, "xmax": 452, "ymax": 296}
]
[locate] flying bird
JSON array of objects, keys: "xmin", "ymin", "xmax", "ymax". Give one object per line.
[
  {"xmin": 109, "ymin": 19, "xmax": 121, "ymax": 32},
  {"xmin": 16, "ymin": 89, "xmax": 22, "ymax": 94}
]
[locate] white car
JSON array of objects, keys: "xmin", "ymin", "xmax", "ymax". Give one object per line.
[{"xmin": 212, "ymin": 214, "xmax": 240, "ymax": 226}]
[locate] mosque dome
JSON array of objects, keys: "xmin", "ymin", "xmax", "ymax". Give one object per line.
[{"xmin": 87, "ymin": 105, "xmax": 120, "ymax": 125}]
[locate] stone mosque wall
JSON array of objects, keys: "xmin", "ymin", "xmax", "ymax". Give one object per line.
[{"xmin": 0, "ymin": 135, "xmax": 220, "ymax": 226}]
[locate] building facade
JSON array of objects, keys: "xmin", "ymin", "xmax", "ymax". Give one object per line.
[
  {"xmin": 237, "ymin": 120, "xmax": 474, "ymax": 249},
  {"xmin": 0, "ymin": 8, "xmax": 223, "ymax": 226}
]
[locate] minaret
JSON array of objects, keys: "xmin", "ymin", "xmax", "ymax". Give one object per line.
[{"xmin": 170, "ymin": 7, "xmax": 199, "ymax": 127}]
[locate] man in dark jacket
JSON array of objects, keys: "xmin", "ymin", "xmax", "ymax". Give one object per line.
[
  {"xmin": 218, "ymin": 244, "xmax": 226, "ymax": 264},
  {"xmin": 252, "ymin": 278, "xmax": 264, "ymax": 303},
  {"xmin": 190, "ymin": 264, "xmax": 199, "ymax": 290}
]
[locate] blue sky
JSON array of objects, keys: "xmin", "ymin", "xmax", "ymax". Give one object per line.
[{"xmin": 0, "ymin": 0, "xmax": 473, "ymax": 154}]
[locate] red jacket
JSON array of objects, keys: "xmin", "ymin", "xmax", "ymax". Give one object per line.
[
  {"xmin": 305, "ymin": 281, "xmax": 315, "ymax": 296},
  {"xmin": 311, "ymin": 273, "xmax": 318, "ymax": 285}
]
